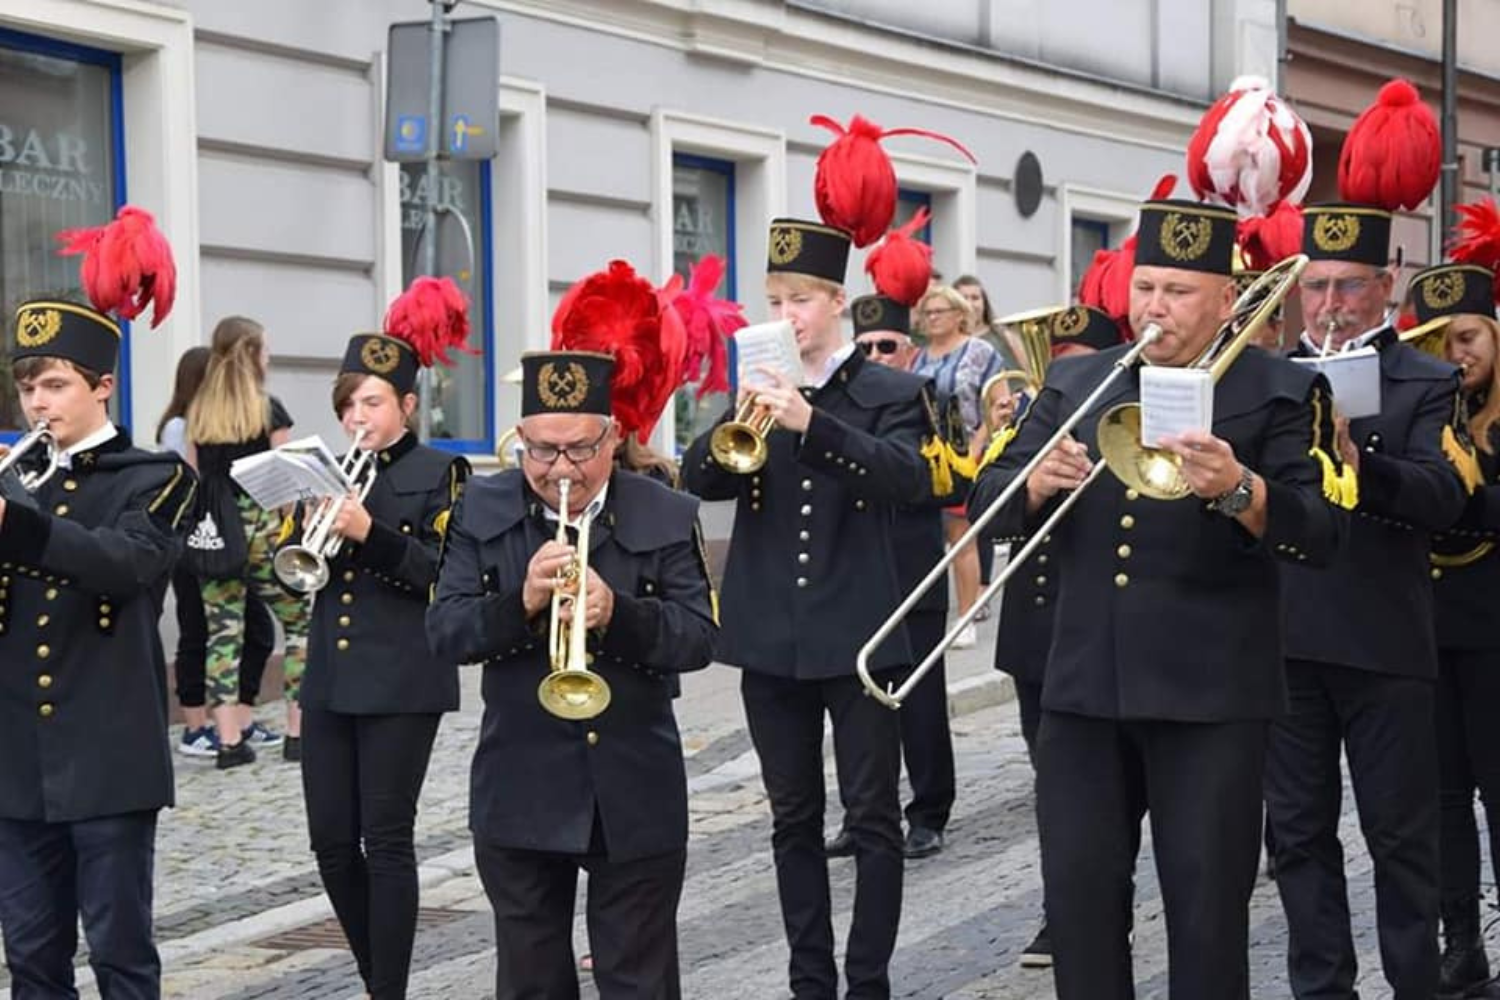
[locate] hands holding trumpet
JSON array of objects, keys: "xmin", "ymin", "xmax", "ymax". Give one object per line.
[
  {"xmin": 522, "ymin": 540, "xmax": 615, "ymax": 629},
  {"xmin": 325, "ymin": 493, "xmax": 373, "ymax": 544},
  {"xmin": 741, "ymin": 368, "xmax": 812, "ymax": 434}
]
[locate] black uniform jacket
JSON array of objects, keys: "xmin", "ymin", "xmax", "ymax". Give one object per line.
[
  {"xmin": 993, "ymin": 535, "xmax": 1056, "ymax": 686},
  {"xmin": 1283, "ymin": 330, "xmax": 1468, "ymax": 677},
  {"xmin": 1431, "ymin": 421, "xmax": 1500, "ymax": 651},
  {"xmin": 0, "ymin": 430, "xmax": 195, "ymax": 822},
  {"xmin": 970, "ymin": 345, "xmax": 1343, "ymax": 722},
  {"xmin": 300, "ymin": 433, "xmax": 469, "ymax": 715},
  {"xmin": 426, "ymin": 469, "xmax": 716, "ymax": 862},
  {"xmin": 681, "ymin": 349, "xmax": 933, "ymax": 680}
]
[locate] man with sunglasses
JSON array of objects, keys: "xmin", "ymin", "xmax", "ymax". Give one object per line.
[
  {"xmin": 1266, "ymin": 200, "xmax": 1472, "ymax": 1000},
  {"xmin": 429, "ymin": 347, "xmax": 718, "ymax": 999}
]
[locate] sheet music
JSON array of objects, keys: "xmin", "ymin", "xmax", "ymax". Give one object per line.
[
  {"xmin": 1291, "ymin": 346, "xmax": 1381, "ymax": 419},
  {"xmin": 734, "ymin": 320, "xmax": 802, "ymax": 389},
  {"xmin": 230, "ymin": 435, "xmax": 352, "ymax": 510},
  {"xmin": 1139, "ymin": 367, "xmax": 1215, "ymax": 445}
]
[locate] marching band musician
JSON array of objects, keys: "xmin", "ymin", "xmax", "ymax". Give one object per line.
[
  {"xmin": 428, "ymin": 262, "xmax": 717, "ymax": 999},
  {"xmin": 0, "ymin": 210, "xmax": 193, "ymax": 999},
  {"xmin": 682, "ymin": 211, "xmax": 935, "ymax": 999},
  {"xmin": 1267, "ymin": 81, "xmax": 1473, "ymax": 1000},
  {"xmin": 970, "ymin": 197, "xmax": 1343, "ymax": 1000},
  {"xmin": 296, "ymin": 278, "xmax": 472, "ymax": 1000},
  {"xmin": 1400, "ymin": 259, "xmax": 1500, "ymax": 998},
  {"xmin": 986, "ymin": 304, "xmax": 1125, "ymax": 971},
  {"xmin": 822, "ymin": 293, "xmax": 956, "ymax": 863}
]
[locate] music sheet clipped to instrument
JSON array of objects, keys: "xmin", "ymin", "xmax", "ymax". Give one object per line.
[
  {"xmin": 230, "ymin": 436, "xmax": 354, "ymax": 510},
  {"xmin": 1291, "ymin": 347, "xmax": 1381, "ymax": 419},
  {"xmin": 1140, "ymin": 367, "xmax": 1214, "ymax": 445},
  {"xmin": 734, "ymin": 319, "xmax": 802, "ymax": 389}
]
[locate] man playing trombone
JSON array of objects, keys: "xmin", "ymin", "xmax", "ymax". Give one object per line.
[
  {"xmin": 428, "ymin": 313, "xmax": 717, "ymax": 995},
  {"xmin": 969, "ymin": 197, "xmax": 1344, "ymax": 1000}
]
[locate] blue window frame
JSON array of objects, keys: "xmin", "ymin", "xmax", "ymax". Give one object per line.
[
  {"xmin": 671, "ymin": 152, "xmax": 737, "ymax": 455},
  {"xmin": 0, "ymin": 27, "xmax": 125, "ymax": 442},
  {"xmin": 1070, "ymin": 216, "xmax": 1112, "ymax": 299},
  {"xmin": 896, "ymin": 188, "xmax": 933, "ymax": 245},
  {"xmin": 399, "ymin": 162, "xmax": 495, "ymax": 455}
]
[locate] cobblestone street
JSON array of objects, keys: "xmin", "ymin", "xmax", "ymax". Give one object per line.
[{"xmin": 1, "ymin": 617, "xmax": 1490, "ymax": 999}]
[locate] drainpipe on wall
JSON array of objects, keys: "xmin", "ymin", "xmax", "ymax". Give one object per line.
[{"xmin": 1440, "ymin": 0, "xmax": 1459, "ymax": 240}]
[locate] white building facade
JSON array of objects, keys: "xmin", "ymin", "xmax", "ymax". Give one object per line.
[{"xmin": 0, "ymin": 0, "xmax": 1280, "ymax": 462}]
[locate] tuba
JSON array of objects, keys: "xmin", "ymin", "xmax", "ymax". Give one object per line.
[
  {"xmin": 858, "ymin": 255, "xmax": 1307, "ymax": 709},
  {"xmin": 272, "ymin": 428, "xmax": 378, "ymax": 593},
  {"xmin": 537, "ymin": 477, "xmax": 613, "ymax": 720},
  {"xmin": 0, "ymin": 419, "xmax": 61, "ymax": 493}
]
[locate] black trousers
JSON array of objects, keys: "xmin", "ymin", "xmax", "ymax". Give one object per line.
[
  {"xmin": 1264, "ymin": 660, "xmax": 1439, "ymax": 1000},
  {"xmin": 0, "ymin": 811, "xmax": 159, "ymax": 1000},
  {"xmin": 1435, "ymin": 647, "xmax": 1500, "ymax": 911},
  {"xmin": 899, "ymin": 611, "xmax": 956, "ymax": 833},
  {"xmin": 1038, "ymin": 711, "xmax": 1266, "ymax": 1000},
  {"xmin": 170, "ymin": 564, "xmax": 274, "ymax": 707},
  {"xmin": 1016, "ymin": 678, "xmax": 1043, "ymax": 764},
  {"xmin": 742, "ymin": 670, "xmax": 904, "ymax": 1000},
  {"xmin": 301, "ymin": 709, "xmax": 441, "ymax": 1000},
  {"xmin": 474, "ymin": 832, "xmax": 686, "ymax": 1000}
]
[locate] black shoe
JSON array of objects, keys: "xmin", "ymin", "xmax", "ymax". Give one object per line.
[
  {"xmin": 215, "ymin": 740, "xmax": 256, "ymax": 771},
  {"xmin": 1474, "ymin": 975, "xmax": 1500, "ymax": 998},
  {"xmin": 282, "ymin": 736, "xmax": 301, "ymax": 763},
  {"xmin": 824, "ymin": 829, "xmax": 854, "ymax": 857},
  {"xmin": 904, "ymin": 826, "xmax": 944, "ymax": 859},
  {"xmin": 1439, "ymin": 898, "xmax": 1491, "ymax": 997},
  {"xmin": 1019, "ymin": 921, "xmax": 1052, "ymax": 968}
]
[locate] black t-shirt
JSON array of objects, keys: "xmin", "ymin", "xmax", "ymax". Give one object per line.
[{"xmin": 194, "ymin": 395, "xmax": 293, "ymax": 485}]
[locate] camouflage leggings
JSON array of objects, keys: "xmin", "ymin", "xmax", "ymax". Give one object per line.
[{"xmin": 203, "ymin": 492, "xmax": 311, "ymax": 707}]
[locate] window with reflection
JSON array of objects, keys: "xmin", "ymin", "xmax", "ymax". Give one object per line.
[{"xmin": 671, "ymin": 153, "xmax": 736, "ymax": 455}]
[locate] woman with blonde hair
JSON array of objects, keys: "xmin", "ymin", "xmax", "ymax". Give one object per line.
[
  {"xmin": 186, "ymin": 316, "xmax": 310, "ymax": 770},
  {"xmin": 1399, "ymin": 262, "xmax": 1500, "ymax": 997},
  {"xmin": 912, "ymin": 284, "xmax": 1003, "ymax": 646}
]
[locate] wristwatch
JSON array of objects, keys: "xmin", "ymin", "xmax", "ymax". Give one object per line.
[{"xmin": 1207, "ymin": 464, "xmax": 1255, "ymax": 517}]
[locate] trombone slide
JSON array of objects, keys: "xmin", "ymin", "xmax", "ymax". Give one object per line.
[{"xmin": 855, "ymin": 325, "xmax": 1163, "ymax": 709}]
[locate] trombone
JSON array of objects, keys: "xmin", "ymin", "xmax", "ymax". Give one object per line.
[
  {"xmin": 0, "ymin": 419, "xmax": 60, "ymax": 492},
  {"xmin": 537, "ymin": 477, "xmax": 613, "ymax": 720},
  {"xmin": 272, "ymin": 428, "xmax": 378, "ymax": 593},
  {"xmin": 857, "ymin": 255, "xmax": 1308, "ymax": 708}
]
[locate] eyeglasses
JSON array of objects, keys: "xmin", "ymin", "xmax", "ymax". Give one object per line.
[
  {"xmin": 858, "ymin": 339, "xmax": 902, "ymax": 356},
  {"xmin": 1299, "ymin": 277, "xmax": 1374, "ymax": 298},
  {"xmin": 521, "ymin": 424, "xmax": 611, "ymax": 466},
  {"xmin": 921, "ymin": 307, "xmax": 959, "ymax": 319}
]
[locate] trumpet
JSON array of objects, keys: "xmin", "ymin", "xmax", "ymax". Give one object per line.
[
  {"xmin": 537, "ymin": 477, "xmax": 613, "ymax": 720},
  {"xmin": 709, "ymin": 395, "xmax": 776, "ymax": 474},
  {"xmin": 0, "ymin": 419, "xmax": 60, "ymax": 492},
  {"xmin": 858, "ymin": 255, "xmax": 1307, "ymax": 708},
  {"xmin": 272, "ymin": 428, "xmax": 378, "ymax": 593}
]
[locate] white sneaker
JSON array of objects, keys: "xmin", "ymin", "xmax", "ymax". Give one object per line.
[{"xmin": 950, "ymin": 623, "xmax": 979, "ymax": 649}]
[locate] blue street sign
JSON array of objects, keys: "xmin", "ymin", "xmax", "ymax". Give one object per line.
[{"xmin": 393, "ymin": 114, "xmax": 427, "ymax": 155}]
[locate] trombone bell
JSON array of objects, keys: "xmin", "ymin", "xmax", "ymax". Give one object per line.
[{"xmin": 708, "ymin": 397, "xmax": 775, "ymax": 474}]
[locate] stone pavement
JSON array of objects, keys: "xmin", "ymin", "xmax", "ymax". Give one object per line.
[{"xmin": 3, "ymin": 607, "xmax": 1496, "ymax": 998}]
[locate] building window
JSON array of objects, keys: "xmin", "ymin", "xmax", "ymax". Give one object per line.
[
  {"xmin": 896, "ymin": 188, "xmax": 933, "ymax": 246},
  {"xmin": 399, "ymin": 160, "xmax": 493, "ymax": 451},
  {"xmin": 671, "ymin": 153, "xmax": 736, "ymax": 455},
  {"xmin": 0, "ymin": 27, "xmax": 123, "ymax": 436},
  {"xmin": 1070, "ymin": 216, "xmax": 1112, "ymax": 299}
]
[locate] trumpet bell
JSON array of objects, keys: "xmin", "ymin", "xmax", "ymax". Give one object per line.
[
  {"xmin": 1096, "ymin": 404, "xmax": 1192, "ymax": 501},
  {"xmin": 708, "ymin": 398, "xmax": 775, "ymax": 474},
  {"xmin": 273, "ymin": 545, "xmax": 330, "ymax": 594},
  {"xmin": 537, "ymin": 670, "xmax": 612, "ymax": 720}
]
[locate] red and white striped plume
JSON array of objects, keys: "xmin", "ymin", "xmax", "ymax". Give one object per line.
[{"xmin": 1186, "ymin": 76, "xmax": 1312, "ymax": 218}]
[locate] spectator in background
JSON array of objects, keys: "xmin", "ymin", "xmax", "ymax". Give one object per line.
[
  {"xmin": 955, "ymin": 274, "xmax": 1024, "ymax": 371},
  {"xmin": 158, "ymin": 346, "xmax": 280, "ymax": 757}
]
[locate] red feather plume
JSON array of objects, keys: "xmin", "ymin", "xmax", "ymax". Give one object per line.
[
  {"xmin": 1237, "ymin": 201, "xmax": 1305, "ymax": 271},
  {"xmin": 1337, "ymin": 79, "xmax": 1441, "ymax": 211},
  {"xmin": 1450, "ymin": 198, "xmax": 1500, "ymax": 303},
  {"xmin": 863, "ymin": 208, "xmax": 933, "ymax": 307},
  {"xmin": 551, "ymin": 261, "xmax": 688, "ymax": 441},
  {"xmin": 810, "ymin": 114, "xmax": 976, "ymax": 248},
  {"xmin": 383, "ymin": 276, "xmax": 474, "ymax": 369},
  {"xmin": 55, "ymin": 205, "xmax": 176, "ymax": 327},
  {"xmin": 669, "ymin": 255, "xmax": 746, "ymax": 399}
]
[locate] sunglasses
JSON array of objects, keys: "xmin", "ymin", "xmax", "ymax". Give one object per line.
[{"xmin": 858, "ymin": 339, "xmax": 902, "ymax": 356}]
